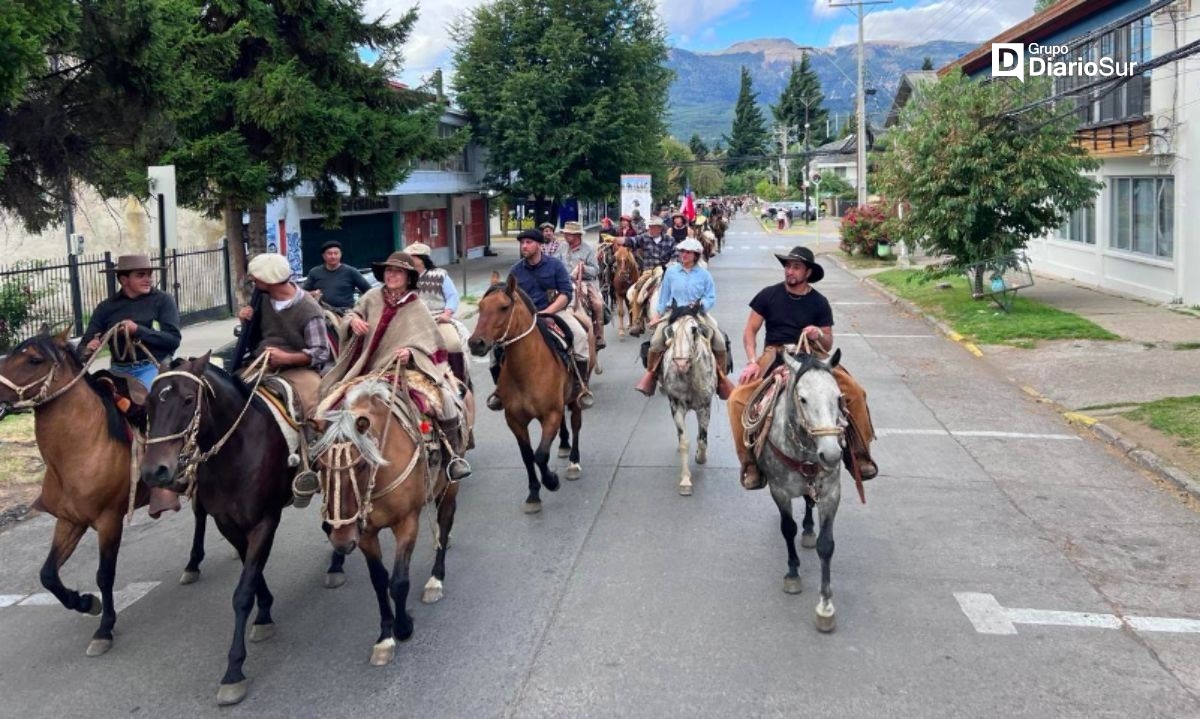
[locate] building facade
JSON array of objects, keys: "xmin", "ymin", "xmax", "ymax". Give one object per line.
[{"xmin": 945, "ymin": 0, "xmax": 1199, "ymax": 306}]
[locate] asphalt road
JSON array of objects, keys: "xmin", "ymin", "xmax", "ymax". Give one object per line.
[{"xmin": 1, "ymin": 216, "xmax": 1199, "ymax": 718}]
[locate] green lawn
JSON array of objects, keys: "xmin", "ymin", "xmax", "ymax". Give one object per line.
[
  {"xmin": 1123, "ymin": 396, "xmax": 1200, "ymax": 449},
  {"xmin": 873, "ymin": 269, "xmax": 1119, "ymax": 346}
]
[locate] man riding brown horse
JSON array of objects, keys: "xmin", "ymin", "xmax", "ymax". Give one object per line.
[{"xmin": 726, "ymin": 246, "xmax": 879, "ymax": 490}]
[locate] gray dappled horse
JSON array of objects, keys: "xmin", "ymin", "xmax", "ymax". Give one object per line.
[
  {"xmin": 758, "ymin": 349, "xmax": 846, "ymax": 632},
  {"xmin": 659, "ymin": 302, "xmax": 715, "ymax": 496}
]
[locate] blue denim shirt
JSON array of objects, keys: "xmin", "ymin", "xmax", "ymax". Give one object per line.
[
  {"xmin": 657, "ymin": 263, "xmax": 716, "ymax": 316},
  {"xmin": 509, "ymin": 255, "xmax": 573, "ymax": 311}
]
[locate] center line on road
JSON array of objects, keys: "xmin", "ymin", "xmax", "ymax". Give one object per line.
[
  {"xmin": 8, "ymin": 581, "xmax": 160, "ymax": 614},
  {"xmin": 876, "ymin": 428, "xmax": 1080, "ymax": 441}
]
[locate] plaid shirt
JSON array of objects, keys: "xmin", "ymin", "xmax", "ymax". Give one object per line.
[
  {"xmin": 301, "ymin": 316, "xmax": 331, "ymax": 373},
  {"xmin": 630, "ymin": 231, "xmax": 678, "ymax": 269}
]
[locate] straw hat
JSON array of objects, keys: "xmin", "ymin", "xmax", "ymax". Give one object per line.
[{"xmin": 562, "ymin": 221, "xmax": 584, "ymax": 235}]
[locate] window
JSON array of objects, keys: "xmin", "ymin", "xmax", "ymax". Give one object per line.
[
  {"xmin": 429, "ymin": 217, "xmax": 439, "ymax": 238},
  {"xmin": 1055, "ymin": 16, "xmax": 1151, "ymax": 126},
  {"xmin": 1109, "ymin": 177, "xmax": 1173, "ymax": 258},
  {"xmin": 1058, "ymin": 204, "xmax": 1095, "ymax": 244}
]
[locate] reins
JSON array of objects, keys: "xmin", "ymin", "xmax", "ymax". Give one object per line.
[{"xmin": 492, "ymin": 295, "xmax": 538, "ymax": 348}]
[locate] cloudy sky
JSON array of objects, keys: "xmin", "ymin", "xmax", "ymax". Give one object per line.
[{"xmin": 376, "ymin": 0, "xmax": 1038, "ymax": 87}]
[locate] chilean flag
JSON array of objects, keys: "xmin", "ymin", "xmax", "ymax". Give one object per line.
[{"xmin": 682, "ymin": 182, "xmax": 696, "ymax": 221}]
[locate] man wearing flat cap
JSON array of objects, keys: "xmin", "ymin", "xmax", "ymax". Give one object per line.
[
  {"xmin": 233, "ymin": 252, "xmax": 331, "ymax": 506},
  {"xmin": 727, "ymin": 246, "xmax": 878, "ymax": 490},
  {"xmin": 302, "ymin": 240, "xmax": 372, "ymax": 312}
]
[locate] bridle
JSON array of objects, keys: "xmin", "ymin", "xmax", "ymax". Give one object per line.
[
  {"xmin": 768, "ymin": 357, "xmax": 846, "ymax": 480},
  {"xmin": 490, "ymin": 293, "xmax": 538, "ymax": 348},
  {"xmin": 0, "ymin": 325, "xmax": 147, "ymax": 412},
  {"xmin": 664, "ymin": 313, "xmax": 710, "ymax": 373}
]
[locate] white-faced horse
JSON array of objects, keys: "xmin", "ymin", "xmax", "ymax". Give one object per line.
[
  {"xmin": 658, "ymin": 302, "xmax": 715, "ymax": 496},
  {"xmin": 758, "ymin": 349, "xmax": 846, "ymax": 632}
]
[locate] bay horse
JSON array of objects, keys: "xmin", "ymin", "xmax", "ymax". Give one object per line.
[
  {"xmin": 310, "ymin": 376, "xmax": 459, "ymax": 666},
  {"xmin": 609, "ymin": 245, "xmax": 640, "ymax": 338},
  {"xmin": 468, "ymin": 274, "xmax": 588, "ymax": 514},
  {"xmin": 657, "ymin": 303, "xmax": 716, "ymax": 497},
  {"xmin": 757, "ymin": 349, "xmax": 846, "ymax": 632},
  {"xmin": 138, "ymin": 352, "xmax": 323, "ymax": 705},
  {"xmin": 0, "ymin": 329, "xmax": 206, "ymax": 657}
]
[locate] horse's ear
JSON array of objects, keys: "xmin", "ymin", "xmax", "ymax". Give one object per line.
[
  {"xmin": 490, "ymin": 270, "xmax": 501, "ymax": 285},
  {"xmin": 829, "ymin": 348, "xmax": 841, "ymax": 368},
  {"xmin": 782, "ymin": 351, "xmax": 803, "ymax": 376},
  {"xmin": 504, "ymin": 273, "xmax": 517, "ymax": 296},
  {"xmin": 189, "ymin": 351, "xmax": 212, "ymax": 374},
  {"xmin": 52, "ymin": 325, "xmax": 71, "ymax": 344},
  {"xmin": 355, "ymin": 415, "xmax": 370, "ymax": 434}
]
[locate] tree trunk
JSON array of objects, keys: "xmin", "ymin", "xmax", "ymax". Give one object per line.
[
  {"xmin": 534, "ymin": 194, "xmax": 547, "ymax": 226},
  {"xmin": 247, "ymin": 205, "xmax": 268, "ymax": 256},
  {"xmin": 972, "ymin": 266, "xmax": 985, "ymax": 299},
  {"xmin": 224, "ymin": 197, "xmax": 250, "ymax": 307}
]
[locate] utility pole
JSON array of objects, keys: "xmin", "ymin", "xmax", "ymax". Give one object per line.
[
  {"xmin": 775, "ymin": 125, "xmax": 796, "ymax": 190},
  {"xmin": 831, "ymin": 0, "xmax": 890, "ymax": 207}
]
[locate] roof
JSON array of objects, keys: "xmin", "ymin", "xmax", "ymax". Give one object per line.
[
  {"xmin": 885, "ymin": 71, "xmax": 938, "ymax": 127},
  {"xmin": 939, "ymin": 0, "xmax": 1130, "ymax": 77},
  {"xmin": 811, "ymin": 127, "xmax": 880, "ymax": 157}
]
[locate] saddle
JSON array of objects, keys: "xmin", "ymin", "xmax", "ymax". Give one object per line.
[
  {"xmin": 535, "ymin": 315, "xmax": 574, "ymax": 370},
  {"xmin": 93, "ymin": 369, "xmax": 149, "ymax": 432},
  {"xmin": 742, "ymin": 367, "xmax": 790, "ymax": 464}
]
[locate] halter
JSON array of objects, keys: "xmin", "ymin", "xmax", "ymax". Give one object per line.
[
  {"xmin": 0, "ymin": 325, "xmax": 150, "ymax": 411},
  {"xmin": 142, "ymin": 352, "xmax": 271, "ymax": 497},
  {"xmin": 664, "ymin": 313, "xmax": 710, "ymax": 373},
  {"xmin": 491, "ymin": 294, "xmax": 538, "ymax": 348}
]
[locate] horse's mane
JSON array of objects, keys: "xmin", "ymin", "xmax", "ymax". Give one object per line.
[
  {"xmin": 483, "ymin": 282, "xmax": 536, "ymax": 315},
  {"xmin": 12, "ymin": 334, "xmax": 129, "ymax": 445},
  {"xmin": 667, "ymin": 303, "xmax": 702, "ymax": 323},
  {"xmin": 199, "ymin": 360, "xmax": 269, "ymax": 415}
]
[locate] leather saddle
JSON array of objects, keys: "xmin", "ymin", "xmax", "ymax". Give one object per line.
[{"xmin": 93, "ymin": 369, "xmax": 149, "ymax": 431}]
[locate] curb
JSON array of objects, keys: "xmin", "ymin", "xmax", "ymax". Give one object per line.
[{"xmin": 829, "ymin": 253, "xmax": 1200, "ymax": 504}]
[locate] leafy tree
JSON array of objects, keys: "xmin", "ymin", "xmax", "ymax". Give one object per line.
[
  {"xmin": 688, "ymin": 133, "xmax": 708, "ymax": 160},
  {"xmin": 168, "ymin": 0, "xmax": 449, "ymax": 301},
  {"xmin": 0, "ymin": 0, "xmax": 193, "ymax": 231},
  {"xmin": 816, "ymin": 172, "xmax": 855, "ymax": 200},
  {"xmin": 452, "ymin": 0, "xmax": 671, "ymax": 224},
  {"xmin": 774, "ymin": 55, "xmax": 829, "ymax": 147},
  {"xmin": 692, "ymin": 164, "xmax": 724, "ymax": 198},
  {"xmin": 921, "ymin": 56, "xmax": 934, "ymax": 71},
  {"xmin": 1034, "ymin": 0, "xmax": 1057, "ymax": 11},
  {"xmin": 876, "ymin": 70, "xmax": 1101, "ymax": 293},
  {"xmin": 723, "ymin": 66, "xmax": 769, "ymax": 172},
  {"xmin": 659, "ymin": 136, "xmax": 692, "ymax": 201}
]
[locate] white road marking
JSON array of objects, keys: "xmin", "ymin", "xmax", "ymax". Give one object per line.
[
  {"xmin": 852, "ymin": 333, "xmax": 936, "ymax": 339},
  {"xmin": 876, "ymin": 428, "xmax": 1080, "ymax": 441},
  {"xmin": 832, "ymin": 302, "xmax": 888, "ymax": 306},
  {"xmin": 7, "ymin": 581, "xmax": 160, "ymax": 614},
  {"xmin": 955, "ymin": 592, "xmax": 1200, "ymax": 635}
]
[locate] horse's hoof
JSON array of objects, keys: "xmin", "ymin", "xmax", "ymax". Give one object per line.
[
  {"xmin": 783, "ymin": 576, "xmax": 803, "ymax": 595},
  {"xmin": 595, "ymin": 365, "xmax": 603, "ymax": 376},
  {"xmin": 370, "ymin": 638, "xmax": 396, "ymax": 667},
  {"xmin": 695, "ymin": 449, "xmax": 707, "ymax": 465},
  {"xmin": 179, "ymin": 570, "xmax": 201, "ymax": 585},
  {"xmin": 86, "ymin": 638, "xmax": 113, "ymax": 657},
  {"xmin": 422, "ymin": 577, "xmax": 444, "ymax": 604},
  {"xmin": 216, "ymin": 680, "xmax": 248, "ymax": 706},
  {"xmin": 543, "ymin": 473, "xmax": 560, "ymax": 492},
  {"xmin": 557, "ymin": 446, "xmax": 570, "ymax": 458},
  {"xmin": 249, "ymin": 623, "xmax": 275, "ymax": 643},
  {"xmin": 815, "ymin": 606, "xmax": 836, "ymax": 633},
  {"xmin": 678, "ymin": 482, "xmax": 693, "ymax": 496},
  {"xmin": 324, "ymin": 572, "xmax": 346, "ymax": 589},
  {"xmin": 522, "ymin": 500, "xmax": 542, "ymax": 514},
  {"xmin": 85, "ymin": 594, "xmax": 102, "ymax": 616},
  {"xmin": 618, "ymin": 330, "xmax": 625, "ymax": 337},
  {"xmin": 801, "ymin": 533, "xmax": 817, "ymax": 549},
  {"xmin": 565, "ymin": 464, "xmax": 581, "ymax": 481}
]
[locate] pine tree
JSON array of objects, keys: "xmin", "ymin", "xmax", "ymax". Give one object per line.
[
  {"xmin": 723, "ymin": 66, "xmax": 769, "ymax": 172},
  {"xmin": 689, "ymin": 133, "xmax": 709, "ymax": 160},
  {"xmin": 773, "ymin": 55, "xmax": 829, "ymax": 148},
  {"xmin": 921, "ymin": 56, "xmax": 934, "ymax": 71}
]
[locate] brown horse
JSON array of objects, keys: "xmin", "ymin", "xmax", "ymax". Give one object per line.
[
  {"xmin": 609, "ymin": 245, "xmax": 641, "ymax": 339},
  {"xmin": 310, "ymin": 376, "xmax": 460, "ymax": 666},
  {"xmin": 467, "ymin": 275, "xmax": 589, "ymax": 513},
  {"xmin": 0, "ymin": 329, "xmax": 202, "ymax": 657}
]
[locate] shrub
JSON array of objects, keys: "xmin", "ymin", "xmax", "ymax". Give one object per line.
[
  {"xmin": 0, "ymin": 278, "xmax": 48, "ymax": 352},
  {"xmin": 839, "ymin": 203, "xmax": 892, "ymax": 255}
]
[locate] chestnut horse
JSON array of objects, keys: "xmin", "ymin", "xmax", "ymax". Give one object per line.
[
  {"xmin": 468, "ymin": 275, "xmax": 589, "ymax": 513},
  {"xmin": 609, "ymin": 245, "xmax": 641, "ymax": 338},
  {"xmin": 0, "ymin": 329, "xmax": 204, "ymax": 657},
  {"xmin": 310, "ymin": 376, "xmax": 460, "ymax": 666}
]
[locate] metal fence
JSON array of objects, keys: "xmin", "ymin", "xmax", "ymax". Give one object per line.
[{"xmin": 0, "ymin": 241, "xmax": 233, "ymax": 350}]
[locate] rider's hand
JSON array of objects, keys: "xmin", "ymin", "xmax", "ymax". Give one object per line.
[
  {"xmin": 310, "ymin": 289, "xmax": 322, "ymax": 301},
  {"xmin": 803, "ymin": 325, "xmax": 822, "ymax": 340},
  {"xmin": 394, "ymin": 348, "xmax": 412, "ymax": 364},
  {"xmin": 437, "ymin": 310, "xmax": 454, "ymax": 324},
  {"xmin": 238, "ymin": 305, "xmax": 253, "ymax": 322},
  {"xmin": 85, "ymin": 338, "xmax": 102, "ymax": 353},
  {"xmin": 349, "ymin": 315, "xmax": 369, "ymax": 336},
  {"xmin": 738, "ymin": 362, "xmax": 762, "ymax": 385},
  {"xmin": 120, "ymin": 319, "xmax": 139, "ymax": 335}
]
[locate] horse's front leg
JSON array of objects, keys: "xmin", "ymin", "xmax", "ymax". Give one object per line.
[
  {"xmin": 617, "ymin": 296, "xmax": 626, "ymax": 337},
  {"xmin": 672, "ymin": 400, "xmax": 692, "ymax": 496},
  {"xmin": 325, "ymin": 549, "xmax": 347, "ymax": 588},
  {"xmin": 360, "ymin": 530, "xmax": 396, "ymax": 665},
  {"xmin": 216, "ymin": 517, "xmax": 279, "ymax": 706},
  {"xmin": 179, "ymin": 499, "xmax": 208, "ymax": 585},
  {"xmin": 801, "ymin": 495, "xmax": 817, "ymax": 548},
  {"xmin": 39, "ymin": 518, "xmax": 93, "ymax": 618},
  {"xmin": 771, "ymin": 486, "xmax": 802, "ymax": 595},
  {"xmin": 390, "ymin": 516, "xmax": 420, "ymax": 643},
  {"xmin": 814, "ymin": 488, "xmax": 840, "ymax": 633},
  {"xmin": 695, "ymin": 402, "xmax": 710, "ymax": 466},
  {"xmin": 557, "ymin": 414, "xmax": 570, "ymax": 458},
  {"xmin": 534, "ymin": 410, "xmax": 561, "ymax": 492},
  {"xmin": 565, "ymin": 402, "xmax": 583, "ymax": 481},
  {"xmin": 423, "ymin": 480, "xmax": 459, "ymax": 605},
  {"xmin": 506, "ymin": 414, "xmax": 544, "ymax": 513},
  {"xmin": 86, "ymin": 512, "xmax": 123, "ymax": 657}
]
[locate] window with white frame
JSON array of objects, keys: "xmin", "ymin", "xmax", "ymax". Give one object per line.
[
  {"xmin": 429, "ymin": 217, "xmax": 439, "ymax": 238},
  {"xmin": 1110, "ymin": 177, "xmax": 1173, "ymax": 258},
  {"xmin": 1057, "ymin": 203, "xmax": 1095, "ymax": 244}
]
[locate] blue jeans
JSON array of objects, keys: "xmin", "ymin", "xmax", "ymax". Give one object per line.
[{"xmin": 111, "ymin": 360, "xmax": 160, "ymax": 391}]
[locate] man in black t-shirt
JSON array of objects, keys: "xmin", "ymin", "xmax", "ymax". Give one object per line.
[
  {"xmin": 727, "ymin": 246, "xmax": 878, "ymax": 490},
  {"xmin": 302, "ymin": 240, "xmax": 372, "ymax": 311}
]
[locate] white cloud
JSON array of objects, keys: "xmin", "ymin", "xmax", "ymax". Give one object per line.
[
  {"xmin": 811, "ymin": 0, "xmax": 840, "ymax": 19},
  {"xmin": 827, "ymin": 0, "xmax": 1034, "ymax": 47}
]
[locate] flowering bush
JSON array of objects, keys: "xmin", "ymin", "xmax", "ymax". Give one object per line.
[{"xmin": 839, "ymin": 203, "xmax": 892, "ymax": 255}]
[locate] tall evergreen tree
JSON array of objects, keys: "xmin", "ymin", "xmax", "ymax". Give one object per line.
[
  {"xmin": 689, "ymin": 133, "xmax": 708, "ymax": 160},
  {"xmin": 773, "ymin": 55, "xmax": 829, "ymax": 148},
  {"xmin": 452, "ymin": 0, "xmax": 671, "ymax": 223},
  {"xmin": 921, "ymin": 56, "xmax": 934, "ymax": 71},
  {"xmin": 723, "ymin": 66, "xmax": 769, "ymax": 172}
]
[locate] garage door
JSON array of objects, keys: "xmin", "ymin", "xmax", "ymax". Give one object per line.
[{"xmin": 299, "ymin": 212, "xmax": 396, "ymax": 273}]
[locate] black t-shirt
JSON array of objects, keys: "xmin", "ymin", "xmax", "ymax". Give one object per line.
[
  {"xmin": 749, "ymin": 283, "xmax": 834, "ymax": 347},
  {"xmin": 302, "ymin": 264, "xmax": 372, "ymax": 309}
]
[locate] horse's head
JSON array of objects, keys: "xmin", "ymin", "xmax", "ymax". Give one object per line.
[
  {"xmin": 662, "ymin": 302, "xmax": 712, "ymax": 375},
  {"xmin": 140, "ymin": 353, "xmax": 212, "ymax": 492},
  {"xmin": 781, "ymin": 349, "xmax": 845, "ymax": 471},
  {"xmin": 468, "ymin": 274, "xmax": 533, "ymax": 356},
  {"xmin": 311, "ymin": 380, "xmax": 396, "ymax": 555},
  {"xmin": 0, "ymin": 327, "xmax": 79, "ymax": 411}
]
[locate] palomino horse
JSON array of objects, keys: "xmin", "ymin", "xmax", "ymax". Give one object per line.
[
  {"xmin": 311, "ymin": 375, "xmax": 461, "ymax": 666},
  {"xmin": 608, "ymin": 245, "xmax": 640, "ymax": 338},
  {"xmin": 657, "ymin": 303, "xmax": 716, "ymax": 497},
  {"xmin": 468, "ymin": 275, "xmax": 590, "ymax": 513},
  {"xmin": 0, "ymin": 329, "xmax": 204, "ymax": 657},
  {"xmin": 756, "ymin": 349, "xmax": 846, "ymax": 632},
  {"xmin": 139, "ymin": 353, "xmax": 302, "ymax": 705}
]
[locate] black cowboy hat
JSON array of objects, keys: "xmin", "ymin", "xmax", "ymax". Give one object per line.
[{"xmin": 774, "ymin": 245, "xmax": 825, "ymax": 283}]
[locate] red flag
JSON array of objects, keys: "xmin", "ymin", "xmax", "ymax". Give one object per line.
[{"xmin": 682, "ymin": 183, "xmax": 695, "ymax": 221}]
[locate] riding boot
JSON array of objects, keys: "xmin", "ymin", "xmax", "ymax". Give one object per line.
[
  {"xmin": 437, "ymin": 419, "xmax": 472, "ymax": 480},
  {"xmin": 573, "ymin": 359, "xmax": 595, "ymax": 409},
  {"xmin": 712, "ymin": 350, "xmax": 735, "ymax": 401},
  {"xmin": 486, "ymin": 362, "xmax": 503, "ymax": 411},
  {"xmin": 843, "ymin": 424, "xmax": 879, "ymax": 481},
  {"xmin": 593, "ymin": 318, "xmax": 606, "ymax": 350},
  {"xmin": 634, "ymin": 349, "xmax": 664, "ymax": 397}
]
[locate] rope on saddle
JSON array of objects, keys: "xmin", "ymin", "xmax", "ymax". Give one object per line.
[{"xmin": 0, "ymin": 324, "xmax": 152, "ymax": 411}]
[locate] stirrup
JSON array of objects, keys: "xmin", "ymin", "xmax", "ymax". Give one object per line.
[
  {"xmin": 577, "ymin": 389, "xmax": 595, "ymax": 409},
  {"xmin": 292, "ymin": 470, "xmax": 319, "ymax": 508},
  {"xmin": 446, "ymin": 456, "xmax": 472, "ymax": 480},
  {"xmin": 486, "ymin": 393, "xmax": 503, "ymax": 411}
]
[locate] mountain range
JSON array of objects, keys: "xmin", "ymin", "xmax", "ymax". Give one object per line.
[{"xmin": 665, "ymin": 39, "xmax": 977, "ymax": 145}]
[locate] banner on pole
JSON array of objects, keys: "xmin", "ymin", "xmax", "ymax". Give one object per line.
[{"xmin": 619, "ymin": 174, "xmax": 652, "ymax": 221}]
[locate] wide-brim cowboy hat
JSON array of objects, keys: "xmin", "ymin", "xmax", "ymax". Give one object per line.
[
  {"xmin": 100, "ymin": 254, "xmax": 163, "ymax": 274},
  {"xmin": 562, "ymin": 221, "xmax": 584, "ymax": 235},
  {"xmin": 671, "ymin": 211, "xmax": 686, "ymax": 220},
  {"xmin": 774, "ymin": 245, "xmax": 825, "ymax": 283},
  {"xmin": 371, "ymin": 252, "xmax": 420, "ymax": 283},
  {"xmin": 247, "ymin": 253, "xmax": 292, "ymax": 284}
]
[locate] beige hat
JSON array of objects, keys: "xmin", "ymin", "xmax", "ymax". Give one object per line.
[
  {"xmin": 405, "ymin": 242, "xmax": 432, "ymax": 258},
  {"xmin": 100, "ymin": 254, "xmax": 163, "ymax": 274},
  {"xmin": 247, "ymin": 253, "xmax": 293, "ymax": 285},
  {"xmin": 562, "ymin": 221, "xmax": 583, "ymax": 235},
  {"xmin": 371, "ymin": 252, "xmax": 420, "ymax": 283}
]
